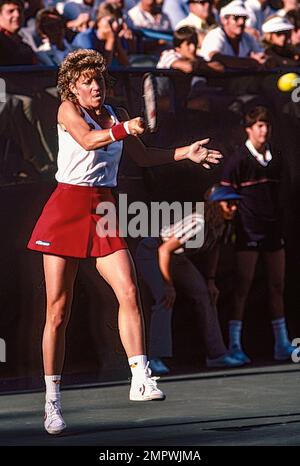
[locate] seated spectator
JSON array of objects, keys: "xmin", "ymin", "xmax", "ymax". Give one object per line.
[
  {"xmin": 36, "ymin": 8, "xmax": 73, "ymax": 65},
  {"xmin": 277, "ymin": 0, "xmax": 299, "ymax": 17},
  {"xmin": 127, "ymin": 0, "xmax": 171, "ymax": 31},
  {"xmin": 63, "ymin": 0, "xmax": 96, "ymax": 22},
  {"xmin": 0, "ymin": 0, "xmax": 37, "ymax": 64},
  {"xmin": 286, "ymin": 8, "xmax": 300, "ymax": 48},
  {"xmin": 176, "ymin": 0, "xmax": 217, "ymax": 48},
  {"xmin": 163, "ymin": 0, "xmax": 189, "ymax": 29},
  {"xmin": 200, "ymin": 0, "xmax": 269, "ymax": 69},
  {"xmin": 157, "ymin": 26, "xmax": 223, "ymax": 110},
  {"xmin": 72, "ymin": 2, "xmax": 130, "ymax": 65},
  {"xmin": 157, "ymin": 25, "xmax": 223, "ymax": 72},
  {"xmin": 262, "ymin": 15, "xmax": 299, "ymax": 65},
  {"xmin": 0, "ymin": 0, "xmax": 55, "ymax": 175},
  {"xmin": 245, "ymin": 0, "xmax": 276, "ymax": 37}
]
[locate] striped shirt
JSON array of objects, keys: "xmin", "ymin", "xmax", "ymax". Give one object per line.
[{"xmin": 160, "ymin": 211, "xmax": 204, "ymax": 254}]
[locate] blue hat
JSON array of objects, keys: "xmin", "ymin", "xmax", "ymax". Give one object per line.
[{"xmin": 208, "ymin": 185, "xmax": 242, "ymax": 202}]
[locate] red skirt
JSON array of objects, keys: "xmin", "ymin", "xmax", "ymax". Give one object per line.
[{"xmin": 27, "ymin": 183, "xmax": 128, "ymax": 258}]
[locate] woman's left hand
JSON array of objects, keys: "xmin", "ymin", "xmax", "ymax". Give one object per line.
[{"xmin": 186, "ymin": 138, "xmax": 223, "ymax": 169}]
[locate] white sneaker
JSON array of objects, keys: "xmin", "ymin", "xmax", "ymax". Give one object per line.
[
  {"xmin": 129, "ymin": 363, "xmax": 165, "ymax": 401},
  {"xmin": 44, "ymin": 399, "xmax": 66, "ymax": 435}
]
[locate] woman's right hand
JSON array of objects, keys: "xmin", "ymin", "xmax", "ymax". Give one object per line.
[{"xmin": 127, "ymin": 117, "xmax": 145, "ymax": 136}]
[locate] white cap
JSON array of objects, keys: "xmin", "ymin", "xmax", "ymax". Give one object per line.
[
  {"xmin": 262, "ymin": 16, "xmax": 294, "ymax": 33},
  {"xmin": 220, "ymin": 0, "xmax": 248, "ymax": 18}
]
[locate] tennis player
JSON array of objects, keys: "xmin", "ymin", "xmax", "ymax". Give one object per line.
[{"xmin": 27, "ymin": 49, "xmax": 222, "ymax": 434}]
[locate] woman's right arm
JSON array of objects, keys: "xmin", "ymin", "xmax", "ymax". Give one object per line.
[{"xmin": 58, "ymin": 101, "xmax": 143, "ymax": 151}]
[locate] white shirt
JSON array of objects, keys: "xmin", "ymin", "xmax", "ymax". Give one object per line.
[
  {"xmin": 157, "ymin": 49, "xmax": 182, "ymax": 68},
  {"xmin": 160, "ymin": 211, "xmax": 204, "ymax": 254},
  {"xmin": 127, "ymin": 3, "xmax": 171, "ymax": 30},
  {"xmin": 245, "ymin": 139, "xmax": 272, "ymax": 167},
  {"xmin": 245, "ymin": 0, "xmax": 276, "ymax": 33},
  {"xmin": 55, "ymin": 105, "xmax": 123, "ymax": 187},
  {"xmin": 175, "ymin": 12, "xmax": 210, "ymax": 32},
  {"xmin": 200, "ymin": 26, "xmax": 262, "ymax": 61}
]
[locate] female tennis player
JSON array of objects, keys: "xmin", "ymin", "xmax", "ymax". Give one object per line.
[{"xmin": 27, "ymin": 49, "xmax": 222, "ymax": 435}]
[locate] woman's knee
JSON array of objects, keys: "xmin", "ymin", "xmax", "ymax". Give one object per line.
[
  {"xmin": 46, "ymin": 295, "xmax": 71, "ymax": 330},
  {"xmin": 118, "ymin": 282, "xmax": 140, "ymax": 308}
]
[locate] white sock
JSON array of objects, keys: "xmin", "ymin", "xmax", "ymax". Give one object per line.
[
  {"xmin": 128, "ymin": 355, "xmax": 147, "ymax": 377},
  {"xmin": 229, "ymin": 320, "xmax": 243, "ymax": 351},
  {"xmin": 45, "ymin": 375, "xmax": 61, "ymax": 402},
  {"xmin": 272, "ymin": 317, "xmax": 290, "ymax": 348}
]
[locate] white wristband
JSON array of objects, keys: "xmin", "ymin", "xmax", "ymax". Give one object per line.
[
  {"xmin": 109, "ymin": 128, "xmax": 116, "ymax": 141},
  {"xmin": 124, "ymin": 121, "xmax": 131, "ymax": 135}
]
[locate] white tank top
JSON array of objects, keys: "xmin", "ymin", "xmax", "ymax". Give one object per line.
[{"xmin": 55, "ymin": 105, "xmax": 123, "ymax": 187}]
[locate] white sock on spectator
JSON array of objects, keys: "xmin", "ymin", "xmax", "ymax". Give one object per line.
[{"xmin": 272, "ymin": 317, "xmax": 290, "ymax": 348}]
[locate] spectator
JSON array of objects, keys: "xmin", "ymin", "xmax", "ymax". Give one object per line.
[
  {"xmin": 36, "ymin": 8, "xmax": 73, "ymax": 65},
  {"xmin": 135, "ymin": 187, "xmax": 245, "ymax": 375},
  {"xmin": 127, "ymin": 0, "xmax": 171, "ymax": 30},
  {"xmin": 262, "ymin": 15, "xmax": 299, "ymax": 65},
  {"xmin": 245, "ymin": 0, "xmax": 276, "ymax": 37},
  {"xmin": 176, "ymin": 0, "xmax": 217, "ymax": 48},
  {"xmin": 221, "ymin": 106, "xmax": 296, "ymax": 363},
  {"xmin": 0, "ymin": 0, "xmax": 55, "ymax": 175},
  {"xmin": 63, "ymin": 0, "xmax": 96, "ymax": 22},
  {"xmin": 163, "ymin": 0, "xmax": 189, "ymax": 29},
  {"xmin": 286, "ymin": 8, "xmax": 300, "ymax": 47},
  {"xmin": 157, "ymin": 25, "xmax": 223, "ymax": 72},
  {"xmin": 156, "ymin": 26, "xmax": 223, "ymax": 110},
  {"xmin": 72, "ymin": 2, "xmax": 131, "ymax": 65},
  {"xmin": 0, "ymin": 0, "xmax": 37, "ymax": 64},
  {"xmin": 277, "ymin": 0, "xmax": 299, "ymax": 17},
  {"xmin": 200, "ymin": 0, "xmax": 268, "ymax": 70}
]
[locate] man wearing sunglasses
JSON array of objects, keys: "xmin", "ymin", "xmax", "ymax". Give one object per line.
[
  {"xmin": 175, "ymin": 0, "xmax": 216, "ymax": 47},
  {"xmin": 200, "ymin": 0, "xmax": 268, "ymax": 69},
  {"xmin": 262, "ymin": 15, "xmax": 299, "ymax": 66}
]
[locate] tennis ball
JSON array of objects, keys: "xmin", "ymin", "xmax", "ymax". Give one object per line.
[{"xmin": 277, "ymin": 73, "xmax": 299, "ymax": 92}]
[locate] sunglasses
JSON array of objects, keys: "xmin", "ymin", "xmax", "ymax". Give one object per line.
[
  {"xmin": 190, "ymin": 0, "xmax": 211, "ymax": 4},
  {"xmin": 273, "ymin": 30, "xmax": 291, "ymax": 36},
  {"xmin": 231, "ymin": 15, "xmax": 247, "ymax": 22}
]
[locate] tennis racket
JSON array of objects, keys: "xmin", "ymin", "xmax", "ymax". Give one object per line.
[{"xmin": 141, "ymin": 73, "xmax": 158, "ymax": 133}]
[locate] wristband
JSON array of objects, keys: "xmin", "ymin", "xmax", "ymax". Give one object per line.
[{"xmin": 109, "ymin": 122, "xmax": 128, "ymax": 142}]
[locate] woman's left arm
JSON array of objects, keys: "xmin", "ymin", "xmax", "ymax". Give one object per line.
[{"xmin": 117, "ymin": 108, "xmax": 223, "ymax": 168}]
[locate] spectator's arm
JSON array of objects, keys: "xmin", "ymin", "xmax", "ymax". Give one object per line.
[
  {"xmin": 158, "ymin": 236, "xmax": 181, "ymax": 285},
  {"xmin": 209, "ymin": 52, "xmax": 260, "ymax": 69}
]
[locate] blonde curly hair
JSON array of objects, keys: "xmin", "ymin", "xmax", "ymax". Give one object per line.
[{"xmin": 57, "ymin": 49, "xmax": 109, "ymax": 102}]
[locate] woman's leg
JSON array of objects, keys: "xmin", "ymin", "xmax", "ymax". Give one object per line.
[
  {"xmin": 96, "ymin": 249, "xmax": 144, "ymax": 358},
  {"xmin": 42, "ymin": 254, "xmax": 79, "ymax": 434},
  {"xmin": 96, "ymin": 249, "xmax": 164, "ymax": 400},
  {"xmin": 43, "ymin": 254, "xmax": 79, "ymax": 375}
]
